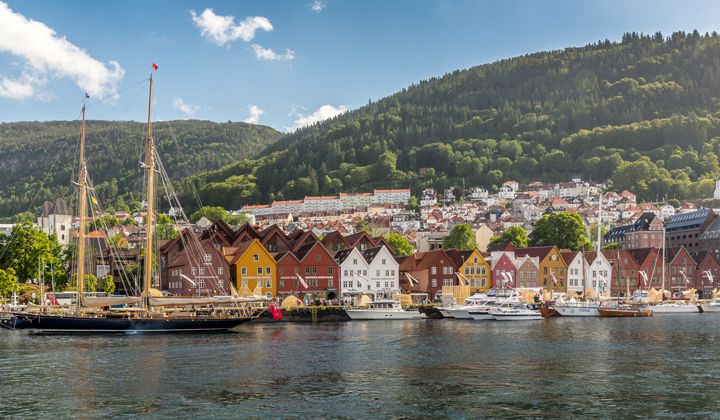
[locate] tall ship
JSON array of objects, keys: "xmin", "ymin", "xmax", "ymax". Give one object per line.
[{"xmin": 1, "ymin": 70, "xmax": 255, "ymax": 333}]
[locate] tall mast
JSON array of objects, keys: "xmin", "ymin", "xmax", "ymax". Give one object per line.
[
  {"xmin": 661, "ymin": 220, "xmax": 666, "ymax": 302},
  {"xmin": 143, "ymin": 74, "xmax": 155, "ymax": 312},
  {"xmin": 76, "ymin": 104, "xmax": 88, "ymax": 314},
  {"xmin": 596, "ymin": 194, "xmax": 601, "ymax": 298}
]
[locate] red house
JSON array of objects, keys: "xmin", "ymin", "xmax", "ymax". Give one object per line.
[
  {"xmin": 491, "ymin": 252, "xmax": 517, "ymax": 288},
  {"xmin": 666, "ymin": 247, "xmax": 696, "ymax": 295},
  {"xmin": 627, "ymin": 248, "xmax": 662, "ymax": 290},
  {"xmin": 274, "ymin": 242, "xmax": 339, "ymax": 300},
  {"xmin": 693, "ymin": 251, "xmax": 720, "ymax": 298},
  {"xmin": 163, "ymin": 232, "xmax": 232, "ymax": 296},
  {"xmin": 398, "ymin": 250, "xmax": 457, "ymax": 302},
  {"xmin": 603, "ymin": 249, "xmax": 640, "ymax": 296}
]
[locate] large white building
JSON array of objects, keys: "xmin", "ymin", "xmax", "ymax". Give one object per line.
[
  {"xmin": 564, "ymin": 251, "xmax": 585, "ymax": 295},
  {"xmin": 335, "ymin": 247, "xmax": 370, "ymax": 299},
  {"xmin": 37, "ymin": 198, "xmax": 72, "ymax": 245},
  {"xmin": 271, "ymin": 200, "xmax": 303, "ymax": 216},
  {"xmin": 715, "ymin": 179, "xmax": 720, "ymax": 199},
  {"xmin": 373, "ymin": 188, "xmax": 411, "ymax": 205},
  {"xmin": 362, "ymin": 246, "xmax": 400, "ymax": 297},
  {"xmin": 339, "ymin": 193, "xmax": 374, "ymax": 209},
  {"xmin": 302, "ymin": 196, "xmax": 342, "ymax": 213}
]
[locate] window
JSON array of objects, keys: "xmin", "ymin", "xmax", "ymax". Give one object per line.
[
  {"xmin": 344, "ymin": 270, "xmax": 348, "ymax": 276},
  {"xmin": 218, "ymin": 279, "xmax": 224, "ymax": 288},
  {"xmin": 473, "ymin": 257, "xmax": 478, "ymax": 264},
  {"xmin": 218, "ymin": 266, "xmax": 224, "ymax": 275},
  {"xmin": 253, "ymin": 254, "xmax": 259, "ymax": 262},
  {"xmin": 376, "ymin": 282, "xmax": 381, "ymax": 288},
  {"xmin": 431, "ymin": 279, "xmax": 437, "ymax": 287},
  {"xmin": 204, "ymin": 253, "xmax": 212, "ymax": 263},
  {"xmin": 431, "ymin": 267, "xmax": 437, "ymax": 275},
  {"xmin": 199, "ymin": 267, "xmax": 205, "ymax": 275},
  {"xmin": 353, "ymin": 259, "xmax": 357, "ymax": 265},
  {"xmin": 61, "ymin": 224, "xmax": 66, "ymax": 231},
  {"xmin": 279, "ymin": 267, "xmax": 285, "ymax": 275},
  {"xmin": 382, "ymin": 259, "xmax": 386, "ymax": 265},
  {"xmin": 376, "ymin": 270, "xmax": 381, "ymax": 276},
  {"xmin": 391, "ymin": 270, "xmax": 395, "ymax": 276},
  {"xmin": 197, "ymin": 279, "xmax": 205, "ymax": 288},
  {"xmin": 191, "ymin": 267, "xmax": 197, "ymax": 276},
  {"xmin": 257, "ymin": 267, "xmax": 263, "ymax": 275},
  {"xmin": 266, "ymin": 279, "xmax": 272, "ymax": 288},
  {"xmin": 305, "ymin": 267, "xmax": 311, "ymax": 274},
  {"xmin": 316, "ymin": 254, "xmax": 321, "ymax": 261},
  {"xmin": 241, "ymin": 267, "xmax": 247, "ymax": 275},
  {"xmin": 279, "ymin": 280, "xmax": 285, "ymax": 287},
  {"xmin": 328, "ymin": 279, "xmax": 333, "ymax": 287},
  {"xmin": 328, "ymin": 267, "xmax": 333, "ymax": 275},
  {"xmin": 312, "ymin": 266, "xmax": 317, "ymax": 274}
]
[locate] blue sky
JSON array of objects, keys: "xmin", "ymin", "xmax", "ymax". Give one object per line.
[{"xmin": 1, "ymin": 0, "xmax": 720, "ymax": 131}]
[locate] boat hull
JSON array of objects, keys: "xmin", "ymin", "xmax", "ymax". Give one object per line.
[
  {"xmin": 651, "ymin": 304, "xmax": 700, "ymax": 314},
  {"xmin": 540, "ymin": 305, "xmax": 560, "ymax": 318},
  {"xmin": 445, "ymin": 308, "xmax": 473, "ymax": 319},
  {"xmin": 1, "ymin": 313, "xmax": 252, "ymax": 333},
  {"xmin": 346, "ymin": 310, "xmax": 422, "ymax": 320},
  {"xmin": 468, "ymin": 310, "xmax": 493, "ymax": 321},
  {"xmin": 491, "ymin": 313, "xmax": 543, "ymax": 321},
  {"xmin": 700, "ymin": 304, "xmax": 720, "ymax": 313},
  {"xmin": 597, "ymin": 308, "xmax": 653, "ymax": 317},
  {"xmin": 439, "ymin": 310, "xmax": 454, "ymax": 318},
  {"xmin": 554, "ymin": 306, "xmax": 600, "ymax": 317}
]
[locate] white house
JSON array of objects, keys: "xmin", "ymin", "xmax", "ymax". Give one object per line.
[
  {"xmin": 335, "ymin": 247, "xmax": 370, "ymax": 299},
  {"xmin": 420, "ymin": 188, "xmax": 437, "ymax": 207},
  {"xmin": 467, "ymin": 187, "xmax": 489, "ymax": 201},
  {"xmin": 362, "ymin": 246, "xmax": 400, "ymax": 298},
  {"xmin": 659, "ymin": 204, "xmax": 676, "ymax": 219},
  {"xmin": 498, "ymin": 184, "xmax": 516, "ymax": 200},
  {"xmin": 585, "ymin": 252, "xmax": 612, "ymax": 295},
  {"xmin": 563, "ymin": 251, "xmax": 585, "ymax": 295},
  {"xmin": 37, "ymin": 198, "xmax": 72, "ymax": 245}
]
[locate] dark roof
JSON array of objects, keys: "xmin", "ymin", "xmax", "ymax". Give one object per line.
[
  {"xmin": 513, "ymin": 246, "xmax": 554, "ymax": 260},
  {"xmin": 334, "ymin": 248, "xmax": 357, "ymax": 264},
  {"xmin": 361, "ymin": 246, "xmax": 387, "ymax": 263},
  {"xmin": 700, "ymin": 216, "xmax": 720, "ymax": 241},
  {"xmin": 445, "ymin": 249, "xmax": 474, "ymax": 268},
  {"xmin": 627, "ymin": 248, "xmax": 656, "ymax": 266},
  {"xmin": 605, "ymin": 212, "xmax": 658, "ymax": 241},
  {"xmin": 666, "ymin": 209, "xmax": 714, "ymax": 232},
  {"xmin": 560, "ymin": 251, "xmax": 579, "ymax": 265}
]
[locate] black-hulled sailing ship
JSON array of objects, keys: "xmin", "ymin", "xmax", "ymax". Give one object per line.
[{"xmin": 3, "ymin": 70, "xmax": 254, "ymax": 333}]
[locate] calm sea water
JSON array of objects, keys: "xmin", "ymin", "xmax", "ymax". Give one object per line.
[{"xmin": 2, "ymin": 316, "xmax": 720, "ymax": 418}]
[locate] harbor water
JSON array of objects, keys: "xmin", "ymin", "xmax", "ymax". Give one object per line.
[{"xmin": 2, "ymin": 316, "xmax": 720, "ymax": 418}]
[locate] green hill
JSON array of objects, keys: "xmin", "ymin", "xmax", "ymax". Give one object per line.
[
  {"xmin": 183, "ymin": 30, "xmax": 720, "ymax": 210},
  {"xmin": 0, "ymin": 120, "xmax": 282, "ymax": 218}
]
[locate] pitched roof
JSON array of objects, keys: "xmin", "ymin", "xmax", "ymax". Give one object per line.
[
  {"xmin": 444, "ymin": 249, "xmax": 475, "ymax": 268},
  {"xmin": 666, "ymin": 209, "xmax": 714, "ymax": 231},
  {"xmin": 560, "ymin": 251, "xmax": 579, "ymax": 265},
  {"xmin": 361, "ymin": 246, "xmax": 387, "ymax": 263},
  {"xmin": 627, "ymin": 248, "xmax": 656, "ymax": 266},
  {"xmin": 513, "ymin": 246, "xmax": 555, "ymax": 260},
  {"xmin": 334, "ymin": 248, "xmax": 359, "ymax": 264}
]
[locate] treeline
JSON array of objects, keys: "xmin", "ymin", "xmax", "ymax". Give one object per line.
[
  {"xmin": 0, "ymin": 120, "xmax": 282, "ymax": 218},
  {"xmin": 179, "ymin": 30, "xmax": 720, "ymax": 209}
]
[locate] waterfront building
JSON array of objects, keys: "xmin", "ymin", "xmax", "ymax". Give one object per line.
[
  {"xmin": 275, "ymin": 241, "xmax": 339, "ymax": 299},
  {"xmin": 583, "ymin": 251, "xmax": 614, "ymax": 295},
  {"xmin": 603, "ymin": 249, "xmax": 639, "ymax": 297},
  {"xmin": 335, "ymin": 247, "xmax": 370, "ymax": 299},
  {"xmin": 514, "ymin": 246, "xmax": 567, "ymax": 294},
  {"xmin": 665, "ymin": 209, "xmax": 716, "ymax": 250},
  {"xmin": 363, "ymin": 246, "xmax": 400, "ymax": 298},
  {"xmin": 37, "ymin": 198, "xmax": 72, "ymax": 245},
  {"xmin": 561, "ymin": 251, "xmax": 584, "ymax": 295},
  {"xmin": 627, "ymin": 248, "xmax": 662, "ymax": 290},
  {"xmin": 490, "ymin": 251, "xmax": 518, "ymax": 289},
  {"xmin": 515, "ymin": 255, "xmax": 539, "ymax": 288},
  {"xmin": 666, "ymin": 247, "xmax": 696, "ymax": 294},
  {"xmin": 226, "ymin": 238, "xmax": 277, "ymax": 297},
  {"xmin": 692, "ymin": 251, "xmax": 720, "ymax": 298},
  {"xmin": 164, "ymin": 233, "xmax": 232, "ymax": 295},
  {"xmin": 398, "ymin": 250, "xmax": 457, "ymax": 302},
  {"xmin": 447, "ymin": 249, "xmax": 491, "ymax": 292}
]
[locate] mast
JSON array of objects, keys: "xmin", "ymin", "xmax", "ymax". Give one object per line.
[
  {"xmin": 596, "ymin": 194, "xmax": 601, "ymax": 299},
  {"xmin": 661, "ymin": 220, "xmax": 666, "ymax": 302},
  {"xmin": 143, "ymin": 73, "xmax": 155, "ymax": 312},
  {"xmin": 76, "ymin": 104, "xmax": 88, "ymax": 315}
]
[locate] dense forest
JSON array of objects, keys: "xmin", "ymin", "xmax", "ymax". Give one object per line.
[
  {"xmin": 0, "ymin": 120, "xmax": 282, "ymax": 218},
  {"xmin": 180, "ymin": 30, "xmax": 720, "ymax": 210}
]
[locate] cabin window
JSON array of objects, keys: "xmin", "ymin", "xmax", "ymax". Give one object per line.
[
  {"xmin": 253, "ymin": 254, "xmax": 259, "ymax": 262},
  {"xmin": 241, "ymin": 267, "xmax": 247, "ymax": 275}
]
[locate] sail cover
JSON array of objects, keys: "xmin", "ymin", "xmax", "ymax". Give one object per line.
[{"xmin": 82, "ymin": 296, "xmax": 142, "ymax": 307}]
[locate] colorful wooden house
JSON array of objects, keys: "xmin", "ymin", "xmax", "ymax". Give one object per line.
[
  {"xmin": 226, "ymin": 238, "xmax": 277, "ymax": 297},
  {"xmin": 447, "ymin": 249, "xmax": 491, "ymax": 292}
]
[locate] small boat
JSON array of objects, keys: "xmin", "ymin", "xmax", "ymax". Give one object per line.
[
  {"xmin": 539, "ymin": 303, "xmax": 560, "ymax": 318},
  {"xmin": 346, "ymin": 299, "xmax": 422, "ymax": 320},
  {"xmin": 467, "ymin": 290, "xmax": 521, "ymax": 320},
  {"xmin": 441, "ymin": 293, "xmax": 489, "ymax": 319},
  {"xmin": 700, "ymin": 299, "xmax": 720, "ymax": 313},
  {"xmin": 489, "ymin": 303, "xmax": 543, "ymax": 321},
  {"xmin": 597, "ymin": 304, "xmax": 653, "ymax": 317},
  {"xmin": 651, "ymin": 302, "xmax": 701, "ymax": 314}
]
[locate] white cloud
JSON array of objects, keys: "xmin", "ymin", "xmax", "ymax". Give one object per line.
[
  {"xmin": 310, "ymin": 0, "xmax": 326, "ymax": 12},
  {"xmin": 0, "ymin": 1, "xmax": 124, "ymax": 100},
  {"xmin": 173, "ymin": 97, "xmax": 199, "ymax": 117},
  {"xmin": 190, "ymin": 8, "xmax": 273, "ymax": 46},
  {"xmin": 288, "ymin": 104, "xmax": 348, "ymax": 131},
  {"xmin": 243, "ymin": 104, "xmax": 263, "ymax": 124},
  {"xmin": 251, "ymin": 44, "xmax": 295, "ymax": 61}
]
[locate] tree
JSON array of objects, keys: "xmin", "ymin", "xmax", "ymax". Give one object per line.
[
  {"xmin": 103, "ymin": 275, "xmax": 116, "ymax": 295},
  {"xmin": 489, "ymin": 226, "xmax": 528, "ymax": 248},
  {"xmin": 442, "ymin": 223, "xmax": 477, "ymax": 251},
  {"xmin": 0, "ymin": 267, "xmax": 18, "ymax": 298},
  {"xmin": 156, "ymin": 213, "xmax": 179, "ymax": 240},
  {"xmin": 356, "ymin": 219, "xmax": 371, "ymax": 233},
  {"xmin": 189, "ymin": 206, "xmax": 226, "ymax": 223},
  {"xmin": 386, "ymin": 232, "xmax": 413, "ymax": 256},
  {"xmin": 0, "ymin": 222, "xmax": 64, "ymax": 282},
  {"xmin": 225, "ymin": 212, "xmax": 249, "ymax": 225},
  {"xmin": 13, "ymin": 211, "xmax": 34, "ymax": 223},
  {"xmin": 530, "ymin": 212, "xmax": 590, "ymax": 251}
]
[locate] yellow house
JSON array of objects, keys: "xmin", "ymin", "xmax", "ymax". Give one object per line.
[
  {"xmin": 514, "ymin": 246, "xmax": 567, "ymax": 294},
  {"xmin": 448, "ymin": 249, "xmax": 491, "ymax": 293},
  {"xmin": 226, "ymin": 239, "xmax": 277, "ymax": 297}
]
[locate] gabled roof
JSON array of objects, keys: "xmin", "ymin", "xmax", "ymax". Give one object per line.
[
  {"xmin": 513, "ymin": 246, "xmax": 555, "ymax": 261},
  {"xmin": 290, "ymin": 230, "xmax": 318, "ymax": 253},
  {"xmin": 361, "ymin": 246, "xmax": 390, "ymax": 264},
  {"xmin": 627, "ymin": 248, "xmax": 657, "ymax": 267},
  {"xmin": 334, "ymin": 247, "xmax": 362, "ymax": 265},
  {"xmin": 274, "ymin": 250, "xmax": 300, "ymax": 263},
  {"xmin": 321, "ymin": 230, "xmax": 350, "ymax": 248},
  {"xmin": 444, "ymin": 249, "xmax": 476, "ymax": 268},
  {"xmin": 666, "ymin": 246, "xmax": 695, "ymax": 265},
  {"xmin": 560, "ymin": 251, "xmax": 580, "ymax": 265}
]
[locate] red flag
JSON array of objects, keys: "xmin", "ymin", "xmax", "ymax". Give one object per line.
[
  {"xmin": 152, "ymin": 63, "xmax": 159, "ymax": 71},
  {"xmin": 269, "ymin": 303, "xmax": 283, "ymax": 321}
]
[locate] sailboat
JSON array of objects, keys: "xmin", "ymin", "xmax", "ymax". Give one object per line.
[
  {"xmin": 2, "ymin": 70, "xmax": 255, "ymax": 333},
  {"xmin": 651, "ymin": 221, "xmax": 700, "ymax": 314},
  {"xmin": 554, "ymin": 194, "xmax": 604, "ymax": 317}
]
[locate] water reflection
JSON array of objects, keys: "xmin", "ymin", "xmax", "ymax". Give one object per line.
[{"xmin": 2, "ymin": 317, "xmax": 720, "ymax": 417}]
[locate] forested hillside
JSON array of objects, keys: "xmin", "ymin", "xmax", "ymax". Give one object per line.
[
  {"xmin": 182, "ymin": 30, "xmax": 720, "ymax": 210},
  {"xmin": 0, "ymin": 120, "xmax": 282, "ymax": 217}
]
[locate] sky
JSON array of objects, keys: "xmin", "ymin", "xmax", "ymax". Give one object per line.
[{"xmin": 1, "ymin": 0, "xmax": 720, "ymax": 131}]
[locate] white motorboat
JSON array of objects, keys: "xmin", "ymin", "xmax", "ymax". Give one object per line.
[
  {"xmin": 651, "ymin": 302, "xmax": 700, "ymax": 314},
  {"xmin": 346, "ymin": 299, "xmax": 422, "ymax": 320},
  {"xmin": 554, "ymin": 301, "xmax": 601, "ymax": 317},
  {"xmin": 490, "ymin": 303, "xmax": 543, "ymax": 321},
  {"xmin": 468, "ymin": 295, "xmax": 521, "ymax": 320},
  {"xmin": 441, "ymin": 293, "xmax": 488, "ymax": 319},
  {"xmin": 700, "ymin": 299, "xmax": 720, "ymax": 313}
]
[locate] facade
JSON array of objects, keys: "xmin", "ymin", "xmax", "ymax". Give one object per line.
[
  {"xmin": 38, "ymin": 198, "xmax": 72, "ymax": 245},
  {"xmin": 373, "ymin": 188, "xmax": 411, "ymax": 205},
  {"xmin": 335, "ymin": 247, "xmax": 370, "ymax": 298},
  {"xmin": 165, "ymin": 236, "xmax": 232, "ymax": 295},
  {"xmin": 665, "ymin": 209, "xmax": 716, "ymax": 250},
  {"xmin": 398, "ymin": 250, "xmax": 457, "ymax": 301},
  {"xmin": 295, "ymin": 242, "xmax": 340, "ymax": 299},
  {"xmin": 699, "ymin": 216, "xmax": 720, "ymax": 252},
  {"xmin": 363, "ymin": 246, "xmax": 400, "ymax": 298},
  {"xmin": 515, "ymin": 256, "xmax": 539, "ymax": 288},
  {"xmin": 603, "ymin": 249, "xmax": 639, "ymax": 296},
  {"xmin": 583, "ymin": 251, "xmax": 613, "ymax": 295},
  {"xmin": 666, "ymin": 247, "xmax": 696, "ymax": 294},
  {"xmin": 339, "ymin": 193, "xmax": 373, "ymax": 209},
  {"xmin": 604, "ymin": 212, "xmax": 663, "ymax": 249},
  {"xmin": 514, "ymin": 246, "xmax": 567, "ymax": 294},
  {"xmin": 303, "ymin": 196, "xmax": 342, "ymax": 213},
  {"xmin": 447, "ymin": 249, "xmax": 491, "ymax": 292},
  {"xmin": 491, "ymin": 252, "xmax": 517, "ymax": 289},
  {"xmin": 627, "ymin": 248, "xmax": 663, "ymax": 290},
  {"xmin": 693, "ymin": 251, "xmax": 720, "ymax": 298},
  {"xmin": 562, "ymin": 251, "xmax": 584, "ymax": 295},
  {"xmin": 226, "ymin": 239, "xmax": 277, "ymax": 297}
]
